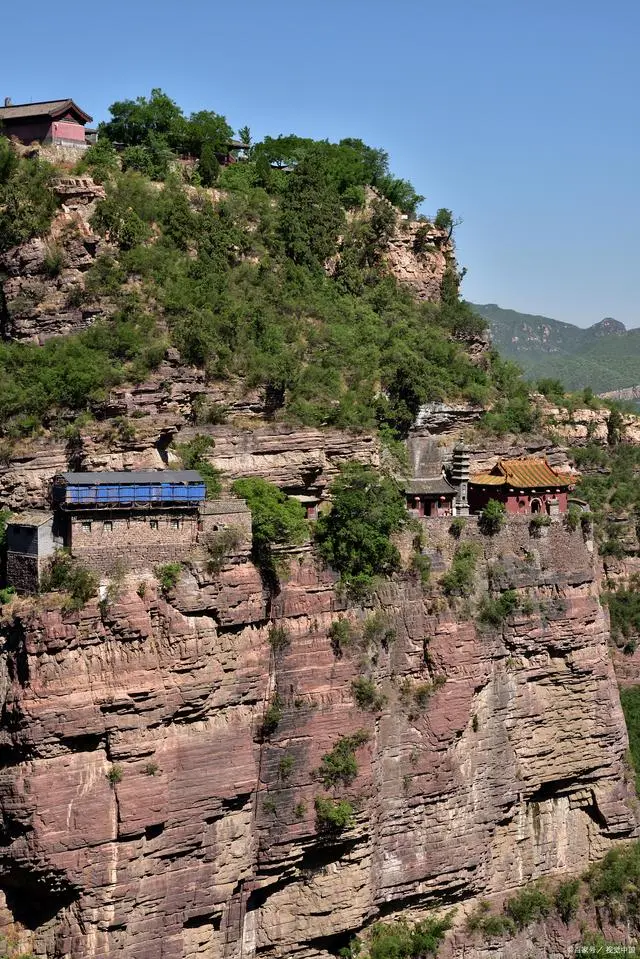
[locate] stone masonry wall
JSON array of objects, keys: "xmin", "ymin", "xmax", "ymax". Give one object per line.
[
  {"xmin": 69, "ymin": 509, "xmax": 199, "ymax": 574},
  {"xmin": 5, "ymin": 553, "xmax": 41, "ymax": 594}
]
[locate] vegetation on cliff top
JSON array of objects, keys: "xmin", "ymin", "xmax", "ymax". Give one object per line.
[{"xmin": 0, "ymin": 87, "xmax": 540, "ymax": 440}]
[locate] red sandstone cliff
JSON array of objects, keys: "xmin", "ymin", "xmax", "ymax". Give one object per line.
[{"xmin": 0, "ymin": 516, "xmax": 635, "ymax": 958}]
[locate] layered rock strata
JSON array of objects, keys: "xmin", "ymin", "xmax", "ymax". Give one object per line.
[{"xmin": 0, "ymin": 516, "xmax": 635, "ymax": 958}]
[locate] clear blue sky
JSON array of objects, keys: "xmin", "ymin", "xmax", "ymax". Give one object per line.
[{"xmin": 2, "ymin": 0, "xmax": 639, "ymax": 327}]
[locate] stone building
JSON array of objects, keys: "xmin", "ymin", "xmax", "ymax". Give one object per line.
[
  {"xmin": 468, "ymin": 458, "xmax": 574, "ymax": 515},
  {"xmin": 0, "ymin": 98, "xmax": 94, "ymax": 148},
  {"xmin": 200, "ymin": 499, "xmax": 253, "ymax": 548},
  {"xmin": 50, "ymin": 470, "xmax": 207, "ymax": 574},
  {"xmin": 5, "ymin": 512, "xmax": 64, "ymax": 593},
  {"xmin": 4, "ymin": 471, "xmax": 256, "ymax": 591}
]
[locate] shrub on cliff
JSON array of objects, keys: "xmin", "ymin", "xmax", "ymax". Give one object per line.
[
  {"xmin": 176, "ymin": 435, "xmax": 222, "ymax": 498},
  {"xmin": 261, "ymin": 693, "xmax": 283, "ymax": 738},
  {"xmin": 367, "ymin": 915, "xmax": 454, "ymax": 959},
  {"xmin": 441, "ymin": 542, "xmax": 479, "ymax": 598},
  {"xmin": 478, "ymin": 499, "xmax": 505, "ymax": 535},
  {"xmin": 587, "ymin": 840, "xmax": 640, "ymax": 921},
  {"xmin": 0, "ymin": 310, "xmax": 163, "ymax": 434},
  {"xmin": 318, "ymin": 730, "xmax": 369, "ymax": 788},
  {"xmin": 605, "ymin": 580, "xmax": 640, "ymax": 653},
  {"xmin": 0, "ymin": 935, "xmax": 36, "ymax": 959},
  {"xmin": 554, "ymin": 878, "xmax": 581, "ymax": 923},
  {"xmin": 155, "ymin": 562, "xmax": 182, "ymax": 594},
  {"xmin": 620, "ymin": 686, "xmax": 640, "ymax": 793},
  {"xmin": 478, "ymin": 590, "xmax": 519, "ymax": 628},
  {"xmin": 0, "ymin": 140, "xmax": 58, "ymax": 252},
  {"xmin": 315, "ymin": 463, "xmax": 406, "ymax": 594},
  {"xmin": 314, "ymin": 796, "xmax": 354, "ymax": 835},
  {"xmin": 504, "ymin": 884, "xmax": 552, "ymax": 928},
  {"xmin": 231, "ymin": 478, "xmax": 307, "ymax": 585},
  {"xmin": 74, "ymin": 138, "xmax": 120, "ymax": 182},
  {"xmin": 351, "ymin": 677, "xmax": 387, "ymax": 712},
  {"xmin": 41, "ymin": 552, "xmax": 98, "ymax": 610},
  {"xmin": 529, "ymin": 513, "xmax": 551, "ymax": 537}
]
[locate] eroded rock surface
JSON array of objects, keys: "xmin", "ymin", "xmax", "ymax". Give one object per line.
[{"xmin": 0, "ymin": 518, "xmax": 635, "ymax": 958}]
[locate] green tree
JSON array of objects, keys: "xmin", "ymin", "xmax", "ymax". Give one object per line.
[
  {"xmin": 231, "ymin": 477, "xmax": 307, "ymax": 576},
  {"xmin": 479, "ymin": 499, "xmax": 506, "ymax": 535},
  {"xmin": 315, "ymin": 463, "xmax": 406, "ymax": 591},
  {"xmin": 75, "ymin": 137, "xmax": 120, "ymax": 182},
  {"xmin": 253, "ymin": 134, "xmax": 315, "ymax": 168},
  {"xmin": 279, "ymin": 155, "xmax": 345, "ymax": 269},
  {"xmin": 179, "ymin": 109, "xmax": 234, "ymax": 158},
  {"xmin": 0, "ymin": 148, "xmax": 57, "ymax": 252},
  {"xmin": 176, "ymin": 435, "xmax": 222, "ymax": 497},
  {"xmin": 608, "ymin": 408, "xmax": 624, "ymax": 446},
  {"xmin": 0, "ymin": 136, "xmax": 19, "ymax": 182},
  {"xmin": 434, "ymin": 207, "xmax": 454, "ymax": 234},
  {"xmin": 121, "ymin": 133, "xmax": 174, "ymax": 180},
  {"xmin": 198, "ymin": 142, "xmax": 220, "ymax": 186},
  {"xmin": 99, "ymin": 88, "xmax": 184, "ymax": 147}
]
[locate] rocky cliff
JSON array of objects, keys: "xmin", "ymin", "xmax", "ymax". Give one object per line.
[{"xmin": 0, "ymin": 512, "xmax": 635, "ymax": 958}]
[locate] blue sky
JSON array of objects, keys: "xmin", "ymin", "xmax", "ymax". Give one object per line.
[{"xmin": 2, "ymin": 0, "xmax": 639, "ymax": 327}]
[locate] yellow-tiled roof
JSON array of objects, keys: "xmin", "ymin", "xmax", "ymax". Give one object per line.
[
  {"xmin": 469, "ymin": 473, "xmax": 505, "ymax": 485},
  {"xmin": 470, "ymin": 458, "xmax": 572, "ymax": 489}
]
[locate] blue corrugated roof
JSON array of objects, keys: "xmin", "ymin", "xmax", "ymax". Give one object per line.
[{"xmin": 58, "ymin": 470, "xmax": 204, "ymax": 485}]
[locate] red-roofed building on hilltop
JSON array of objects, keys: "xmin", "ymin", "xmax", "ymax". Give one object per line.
[
  {"xmin": 468, "ymin": 458, "xmax": 574, "ymax": 516},
  {"xmin": 0, "ymin": 98, "xmax": 93, "ymax": 148}
]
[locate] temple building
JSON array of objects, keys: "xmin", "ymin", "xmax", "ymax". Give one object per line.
[
  {"xmin": 405, "ymin": 478, "xmax": 457, "ymax": 517},
  {"xmin": 404, "ymin": 440, "xmax": 470, "ymax": 518},
  {"xmin": 468, "ymin": 458, "xmax": 574, "ymax": 516},
  {"xmin": 0, "ymin": 98, "xmax": 94, "ymax": 148}
]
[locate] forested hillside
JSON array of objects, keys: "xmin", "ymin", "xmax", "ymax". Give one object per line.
[
  {"xmin": 0, "ymin": 89, "xmax": 540, "ymax": 442},
  {"xmin": 474, "ymin": 302, "xmax": 640, "ymax": 393}
]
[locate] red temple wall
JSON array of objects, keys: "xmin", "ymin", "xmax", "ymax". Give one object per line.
[
  {"xmin": 51, "ymin": 120, "xmax": 86, "ymax": 143},
  {"xmin": 469, "ymin": 487, "xmax": 568, "ymax": 515}
]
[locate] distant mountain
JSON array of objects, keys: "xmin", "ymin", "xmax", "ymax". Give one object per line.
[{"xmin": 471, "ymin": 303, "xmax": 640, "ymax": 394}]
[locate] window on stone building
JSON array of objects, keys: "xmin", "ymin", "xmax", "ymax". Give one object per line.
[
  {"xmin": 81, "ymin": 521, "xmax": 92, "ymax": 533},
  {"xmin": 170, "ymin": 517, "xmax": 183, "ymax": 530},
  {"xmin": 150, "ymin": 519, "xmax": 159, "ymax": 530},
  {"xmin": 103, "ymin": 521, "xmax": 113, "ymax": 532}
]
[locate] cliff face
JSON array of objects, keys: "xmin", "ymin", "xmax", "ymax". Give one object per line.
[
  {"xmin": 0, "ymin": 177, "xmax": 109, "ymax": 343},
  {"xmin": 0, "ymin": 516, "xmax": 635, "ymax": 958}
]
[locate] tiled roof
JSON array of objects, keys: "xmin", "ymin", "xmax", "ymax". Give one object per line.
[
  {"xmin": 0, "ymin": 99, "xmax": 92, "ymax": 123},
  {"xmin": 8, "ymin": 511, "xmax": 52, "ymax": 527},
  {"xmin": 405, "ymin": 478, "xmax": 456, "ymax": 496},
  {"xmin": 470, "ymin": 458, "xmax": 572, "ymax": 489},
  {"xmin": 469, "ymin": 473, "xmax": 505, "ymax": 486}
]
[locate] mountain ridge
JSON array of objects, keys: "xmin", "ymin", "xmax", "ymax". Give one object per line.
[{"xmin": 472, "ymin": 302, "xmax": 640, "ymax": 393}]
